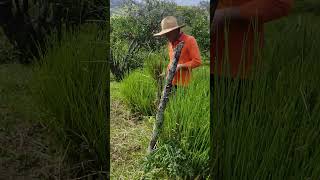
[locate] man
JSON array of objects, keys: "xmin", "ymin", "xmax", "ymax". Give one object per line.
[{"xmin": 154, "ymin": 16, "xmax": 202, "ymax": 88}]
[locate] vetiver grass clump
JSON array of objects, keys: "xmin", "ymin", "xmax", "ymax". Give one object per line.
[
  {"xmin": 120, "ymin": 70, "xmax": 157, "ymax": 116},
  {"xmin": 144, "ymin": 67, "xmax": 210, "ymax": 179},
  {"xmin": 144, "ymin": 51, "xmax": 168, "ymax": 103},
  {"xmin": 144, "ymin": 52, "xmax": 165, "ymax": 81},
  {"xmin": 210, "ymin": 14, "xmax": 320, "ymax": 179},
  {"xmin": 31, "ymin": 25, "xmax": 108, "ymax": 177}
]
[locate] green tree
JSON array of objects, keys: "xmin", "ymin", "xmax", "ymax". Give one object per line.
[
  {"xmin": 176, "ymin": 5, "xmax": 209, "ymax": 58},
  {"xmin": 110, "ymin": 0, "xmax": 177, "ymax": 81},
  {"xmin": 110, "ymin": 0, "xmax": 210, "ymax": 81}
]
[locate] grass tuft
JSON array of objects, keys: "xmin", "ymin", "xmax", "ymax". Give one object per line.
[
  {"xmin": 120, "ymin": 70, "xmax": 157, "ymax": 116},
  {"xmin": 30, "ymin": 24, "xmax": 108, "ymax": 177}
]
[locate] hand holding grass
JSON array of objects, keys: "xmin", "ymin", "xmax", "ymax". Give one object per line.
[{"xmin": 176, "ymin": 64, "xmax": 187, "ymax": 72}]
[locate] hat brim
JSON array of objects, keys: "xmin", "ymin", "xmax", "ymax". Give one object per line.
[{"xmin": 153, "ymin": 24, "xmax": 186, "ymax": 37}]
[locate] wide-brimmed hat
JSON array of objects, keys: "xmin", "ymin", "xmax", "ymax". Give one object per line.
[{"xmin": 153, "ymin": 16, "xmax": 185, "ymax": 37}]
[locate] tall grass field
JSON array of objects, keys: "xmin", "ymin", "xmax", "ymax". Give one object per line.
[{"xmin": 210, "ymin": 14, "xmax": 320, "ymax": 179}]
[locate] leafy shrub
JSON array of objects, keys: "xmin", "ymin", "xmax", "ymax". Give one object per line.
[
  {"xmin": 31, "ymin": 25, "xmax": 108, "ymax": 177},
  {"xmin": 111, "ymin": 0, "xmax": 176, "ymax": 51},
  {"xmin": 176, "ymin": 5, "xmax": 209, "ymax": 59},
  {"xmin": 109, "ymin": 0, "xmax": 177, "ymax": 80},
  {"xmin": 120, "ymin": 70, "xmax": 157, "ymax": 116},
  {"xmin": 143, "ymin": 140, "xmax": 194, "ymax": 179}
]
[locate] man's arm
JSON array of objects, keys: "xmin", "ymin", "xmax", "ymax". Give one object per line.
[
  {"xmin": 239, "ymin": 0, "xmax": 293, "ymax": 22},
  {"xmin": 214, "ymin": 0, "xmax": 293, "ymax": 25},
  {"xmin": 179, "ymin": 37, "xmax": 202, "ymax": 70}
]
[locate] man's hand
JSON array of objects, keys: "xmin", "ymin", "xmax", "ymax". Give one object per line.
[{"xmin": 176, "ymin": 64, "xmax": 186, "ymax": 72}]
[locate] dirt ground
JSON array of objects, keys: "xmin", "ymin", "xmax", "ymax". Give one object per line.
[
  {"xmin": 0, "ymin": 64, "xmax": 67, "ymax": 180},
  {"xmin": 110, "ymin": 82, "xmax": 153, "ymax": 179}
]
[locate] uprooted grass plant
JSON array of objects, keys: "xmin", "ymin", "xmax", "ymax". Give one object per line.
[
  {"xmin": 210, "ymin": 14, "xmax": 320, "ymax": 179},
  {"xmin": 31, "ymin": 24, "xmax": 108, "ymax": 177},
  {"xmin": 144, "ymin": 50, "xmax": 169, "ymax": 101}
]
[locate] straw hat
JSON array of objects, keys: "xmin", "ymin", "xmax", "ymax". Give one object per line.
[{"xmin": 153, "ymin": 16, "xmax": 185, "ymax": 37}]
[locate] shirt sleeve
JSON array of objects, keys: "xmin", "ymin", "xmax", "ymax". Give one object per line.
[
  {"xmin": 183, "ymin": 37, "xmax": 202, "ymax": 69},
  {"xmin": 238, "ymin": 0, "xmax": 294, "ymax": 23}
]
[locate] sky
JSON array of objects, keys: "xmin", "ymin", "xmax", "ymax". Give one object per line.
[{"xmin": 174, "ymin": 0, "xmax": 207, "ymax": 6}]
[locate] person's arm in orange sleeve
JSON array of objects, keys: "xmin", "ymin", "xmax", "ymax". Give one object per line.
[
  {"xmin": 213, "ymin": 0, "xmax": 293, "ymax": 27},
  {"xmin": 238, "ymin": 0, "xmax": 294, "ymax": 22},
  {"xmin": 179, "ymin": 37, "xmax": 202, "ymax": 70}
]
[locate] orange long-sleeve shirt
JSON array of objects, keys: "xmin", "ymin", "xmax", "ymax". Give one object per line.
[
  {"xmin": 168, "ymin": 32, "xmax": 202, "ymax": 86},
  {"xmin": 211, "ymin": 0, "xmax": 293, "ymax": 78}
]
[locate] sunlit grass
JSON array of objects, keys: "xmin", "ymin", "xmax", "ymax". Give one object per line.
[
  {"xmin": 120, "ymin": 70, "xmax": 157, "ymax": 116},
  {"xmin": 144, "ymin": 66, "xmax": 210, "ymax": 178}
]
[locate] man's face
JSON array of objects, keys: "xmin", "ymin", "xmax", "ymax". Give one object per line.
[{"xmin": 165, "ymin": 29, "xmax": 180, "ymax": 43}]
